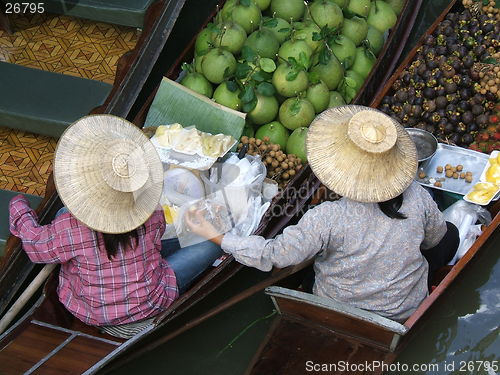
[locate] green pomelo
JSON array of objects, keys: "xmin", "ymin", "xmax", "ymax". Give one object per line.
[
  {"xmin": 278, "ymin": 40, "xmax": 313, "ymax": 68},
  {"xmin": 180, "ymin": 72, "xmax": 213, "ymax": 98},
  {"xmin": 327, "ymin": 0, "xmax": 348, "ymax": 9},
  {"xmin": 384, "ymin": 0, "xmax": 405, "ymax": 15},
  {"xmin": 310, "ymin": 54, "xmax": 344, "ymax": 90},
  {"xmin": 272, "ymin": 64, "xmax": 309, "ymax": 97},
  {"xmin": 220, "ymin": 0, "xmax": 237, "ymax": 20},
  {"xmin": 347, "ymin": 0, "xmax": 371, "ymax": 17},
  {"xmin": 309, "ymin": 0, "xmax": 343, "ymax": 29},
  {"xmin": 286, "ymin": 126, "xmax": 308, "ymax": 161},
  {"xmin": 341, "ymin": 16, "xmax": 368, "ymax": 46},
  {"xmin": 366, "ymin": 26, "xmax": 385, "ymax": 56},
  {"xmin": 262, "ymin": 17, "xmax": 291, "ymax": 43},
  {"xmin": 279, "ymin": 98, "xmax": 315, "ymax": 130},
  {"xmin": 293, "ymin": 21, "xmax": 322, "ymax": 52},
  {"xmin": 201, "ymin": 48, "xmax": 237, "ymax": 84},
  {"xmin": 306, "ymin": 81, "xmax": 330, "ymax": 114},
  {"xmin": 248, "ymin": 94, "xmax": 279, "ymax": 125},
  {"xmin": 231, "ymin": 3, "xmax": 262, "ymax": 34},
  {"xmin": 351, "ymin": 47, "xmax": 376, "ymax": 79},
  {"xmin": 328, "ymin": 91, "xmax": 346, "ymax": 108},
  {"xmin": 253, "ymin": 0, "xmax": 271, "ymax": 11},
  {"xmin": 270, "ymin": 0, "xmax": 305, "ymax": 21},
  {"xmin": 255, "ymin": 121, "xmax": 289, "ymax": 149},
  {"xmin": 213, "ymin": 82, "xmax": 242, "ymax": 111},
  {"xmin": 211, "ymin": 21, "xmax": 247, "ymax": 54},
  {"xmin": 194, "ymin": 55, "xmax": 204, "ymax": 73},
  {"xmin": 367, "ymin": 1, "xmax": 397, "ymax": 33},
  {"xmin": 195, "ymin": 28, "xmax": 214, "ymax": 56},
  {"xmin": 339, "ymin": 70, "xmax": 365, "ymax": 103},
  {"xmin": 331, "ymin": 35, "xmax": 357, "ymax": 69},
  {"xmin": 244, "ymin": 29, "xmax": 279, "ymax": 59}
]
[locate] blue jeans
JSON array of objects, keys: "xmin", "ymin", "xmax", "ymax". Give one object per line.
[
  {"xmin": 56, "ymin": 207, "xmax": 69, "ymax": 217},
  {"xmin": 161, "ymin": 238, "xmax": 223, "ymax": 294}
]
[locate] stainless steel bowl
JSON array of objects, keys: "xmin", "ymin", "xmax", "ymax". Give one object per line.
[{"xmin": 406, "ymin": 128, "xmax": 438, "ymax": 163}]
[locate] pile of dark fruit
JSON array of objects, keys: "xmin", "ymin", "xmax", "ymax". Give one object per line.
[{"xmin": 379, "ymin": 7, "xmax": 499, "ymax": 150}]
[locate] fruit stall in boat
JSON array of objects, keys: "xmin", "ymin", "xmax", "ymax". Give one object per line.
[
  {"xmin": 0, "ymin": 0, "xmax": 425, "ymax": 373},
  {"xmin": 241, "ymin": 1, "xmax": 500, "ymax": 373}
]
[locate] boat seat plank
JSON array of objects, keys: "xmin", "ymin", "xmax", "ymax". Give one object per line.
[
  {"xmin": 246, "ymin": 318, "xmax": 393, "ymax": 375},
  {"xmin": 31, "ymin": 335, "xmax": 118, "ymax": 375},
  {"xmin": 0, "ymin": 62, "xmax": 112, "ymax": 138},
  {"xmin": 43, "ymin": 0, "xmax": 158, "ymax": 28},
  {"xmin": 267, "ymin": 287, "xmax": 407, "ymax": 351},
  {"xmin": 0, "ymin": 323, "xmax": 70, "ymax": 374}
]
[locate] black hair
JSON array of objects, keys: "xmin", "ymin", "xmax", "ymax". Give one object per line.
[
  {"xmin": 378, "ymin": 193, "xmax": 407, "ymax": 220},
  {"xmin": 102, "ymin": 229, "xmax": 140, "ymax": 260}
]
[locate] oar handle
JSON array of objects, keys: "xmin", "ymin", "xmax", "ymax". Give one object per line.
[{"xmin": 0, "ymin": 263, "xmax": 56, "ymax": 334}]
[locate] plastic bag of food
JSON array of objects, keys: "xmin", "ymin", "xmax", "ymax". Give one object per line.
[
  {"xmin": 443, "ymin": 200, "xmax": 492, "ymax": 264},
  {"xmin": 174, "ymin": 198, "xmax": 232, "ymax": 248},
  {"xmin": 151, "ymin": 124, "xmax": 237, "ymax": 170}
]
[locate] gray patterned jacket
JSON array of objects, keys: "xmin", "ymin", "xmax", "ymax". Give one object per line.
[{"xmin": 221, "ymin": 182, "xmax": 447, "ymax": 321}]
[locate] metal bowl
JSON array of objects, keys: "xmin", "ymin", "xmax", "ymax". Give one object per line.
[{"xmin": 406, "ymin": 128, "xmax": 438, "ymax": 163}]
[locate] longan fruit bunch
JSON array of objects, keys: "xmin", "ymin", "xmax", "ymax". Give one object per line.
[
  {"xmin": 238, "ymin": 136, "xmax": 304, "ymax": 189},
  {"xmin": 477, "ymin": 65, "xmax": 500, "ymax": 99}
]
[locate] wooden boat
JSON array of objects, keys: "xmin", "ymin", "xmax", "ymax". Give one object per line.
[
  {"xmin": 0, "ymin": 0, "xmax": 188, "ymax": 316},
  {"xmin": 245, "ymin": 1, "xmax": 500, "ymax": 373},
  {"xmin": 245, "ymin": 200, "xmax": 500, "ymax": 375},
  {"xmin": 0, "ymin": 0, "xmax": 423, "ymax": 373}
]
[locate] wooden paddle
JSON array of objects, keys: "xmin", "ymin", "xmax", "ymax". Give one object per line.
[{"xmin": 0, "ymin": 263, "xmax": 56, "ymax": 334}]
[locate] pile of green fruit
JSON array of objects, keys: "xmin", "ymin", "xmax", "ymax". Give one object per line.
[{"xmin": 181, "ymin": 0, "xmax": 404, "ymax": 162}]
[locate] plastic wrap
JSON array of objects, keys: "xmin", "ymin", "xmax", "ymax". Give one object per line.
[
  {"xmin": 174, "ymin": 199, "xmax": 232, "ymax": 247},
  {"xmin": 443, "ymin": 200, "xmax": 492, "ymax": 264}
]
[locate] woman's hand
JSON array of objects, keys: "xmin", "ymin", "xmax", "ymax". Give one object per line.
[{"xmin": 185, "ymin": 209, "xmax": 224, "ymax": 245}]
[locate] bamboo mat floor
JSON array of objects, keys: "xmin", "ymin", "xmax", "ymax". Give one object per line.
[
  {"xmin": 0, "ymin": 12, "xmax": 139, "ymax": 84},
  {"xmin": 0, "ymin": 13, "xmax": 139, "ymax": 196}
]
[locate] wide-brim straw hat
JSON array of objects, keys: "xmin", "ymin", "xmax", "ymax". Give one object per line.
[
  {"xmin": 54, "ymin": 114, "xmax": 164, "ymax": 233},
  {"xmin": 306, "ymin": 105, "xmax": 418, "ymax": 203}
]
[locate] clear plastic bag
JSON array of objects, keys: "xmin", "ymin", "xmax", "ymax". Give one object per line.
[
  {"xmin": 174, "ymin": 198, "xmax": 232, "ymax": 247},
  {"xmin": 443, "ymin": 200, "xmax": 492, "ymax": 264}
]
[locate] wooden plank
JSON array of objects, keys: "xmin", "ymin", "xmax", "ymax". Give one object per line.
[
  {"xmin": 32, "ymin": 336, "xmax": 117, "ymax": 375},
  {"xmin": 0, "ymin": 323, "xmax": 69, "ymax": 374},
  {"xmin": 275, "ymin": 297, "xmax": 397, "ymax": 350},
  {"xmin": 245, "ymin": 317, "xmax": 394, "ymax": 375}
]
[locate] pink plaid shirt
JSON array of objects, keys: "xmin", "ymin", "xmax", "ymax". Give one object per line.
[{"xmin": 9, "ymin": 195, "xmax": 178, "ymax": 326}]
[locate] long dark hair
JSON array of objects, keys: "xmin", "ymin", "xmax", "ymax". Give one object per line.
[
  {"xmin": 102, "ymin": 229, "xmax": 140, "ymax": 260},
  {"xmin": 378, "ymin": 193, "xmax": 406, "ymax": 220}
]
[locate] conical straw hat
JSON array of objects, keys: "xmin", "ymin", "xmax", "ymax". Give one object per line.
[
  {"xmin": 306, "ymin": 105, "xmax": 417, "ymax": 203},
  {"xmin": 54, "ymin": 115, "xmax": 164, "ymax": 233}
]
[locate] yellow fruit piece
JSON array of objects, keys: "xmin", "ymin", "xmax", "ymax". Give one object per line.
[
  {"xmin": 467, "ymin": 190, "xmax": 492, "ymax": 204},
  {"xmin": 163, "ymin": 205, "xmax": 178, "ymax": 224},
  {"xmin": 485, "ymin": 164, "xmax": 500, "ymax": 185},
  {"xmin": 497, "ymin": 153, "xmax": 500, "ymax": 164},
  {"xmin": 466, "ymin": 182, "xmax": 499, "ymax": 204}
]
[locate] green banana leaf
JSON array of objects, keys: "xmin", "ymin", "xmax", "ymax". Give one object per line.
[{"xmin": 144, "ymin": 78, "xmax": 246, "ymax": 142}]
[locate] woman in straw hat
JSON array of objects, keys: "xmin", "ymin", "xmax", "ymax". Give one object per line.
[
  {"xmin": 9, "ymin": 115, "xmax": 222, "ymax": 337},
  {"xmin": 187, "ymin": 106, "xmax": 459, "ymax": 322}
]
